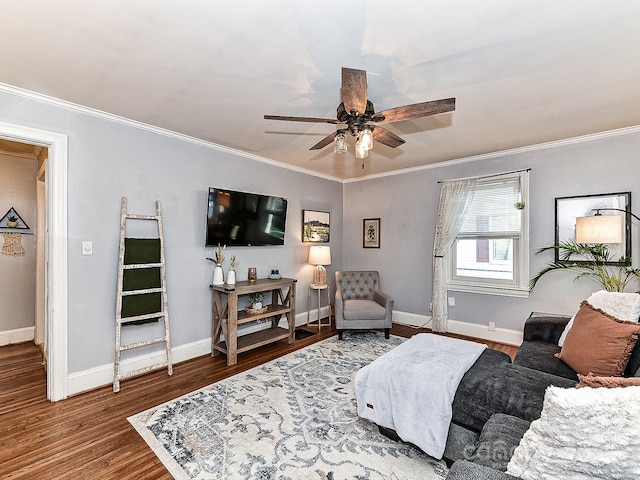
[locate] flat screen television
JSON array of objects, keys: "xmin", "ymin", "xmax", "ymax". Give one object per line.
[{"xmin": 205, "ymin": 187, "xmax": 288, "ymax": 246}]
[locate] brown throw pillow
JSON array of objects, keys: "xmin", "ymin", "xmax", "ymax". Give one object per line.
[
  {"xmin": 556, "ymin": 301, "xmax": 640, "ymax": 376},
  {"xmin": 577, "ymin": 373, "xmax": 640, "ymax": 388}
]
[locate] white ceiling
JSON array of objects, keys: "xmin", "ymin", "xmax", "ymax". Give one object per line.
[{"xmin": 2, "ymin": 1, "xmax": 640, "ymax": 180}]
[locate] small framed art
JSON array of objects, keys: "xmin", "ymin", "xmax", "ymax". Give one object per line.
[
  {"xmin": 302, "ymin": 210, "xmax": 330, "ymax": 243},
  {"xmin": 363, "ymin": 218, "xmax": 380, "ymax": 248}
]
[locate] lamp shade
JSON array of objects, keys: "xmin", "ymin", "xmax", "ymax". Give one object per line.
[
  {"xmin": 575, "ymin": 215, "xmax": 623, "ymax": 244},
  {"xmin": 309, "ymin": 246, "xmax": 331, "ymax": 285},
  {"xmin": 308, "ymin": 245, "xmax": 331, "ymax": 265}
]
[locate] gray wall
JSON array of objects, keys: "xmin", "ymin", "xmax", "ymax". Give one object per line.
[
  {"xmin": 2, "ymin": 84, "xmax": 639, "ymax": 375},
  {"xmin": 0, "ymin": 153, "xmax": 37, "ymax": 331},
  {"xmin": 344, "ymin": 131, "xmax": 640, "ymax": 331},
  {"xmin": 0, "ymin": 90, "xmax": 343, "ymax": 374}
]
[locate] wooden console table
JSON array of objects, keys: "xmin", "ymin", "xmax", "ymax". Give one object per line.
[{"xmin": 211, "ymin": 277, "xmax": 297, "ymax": 366}]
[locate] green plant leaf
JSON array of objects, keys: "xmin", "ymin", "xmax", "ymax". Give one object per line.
[{"xmin": 530, "ymin": 242, "xmax": 639, "ymax": 292}]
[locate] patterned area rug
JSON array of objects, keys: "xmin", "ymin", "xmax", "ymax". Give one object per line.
[{"xmin": 128, "ymin": 331, "xmax": 448, "ymax": 479}]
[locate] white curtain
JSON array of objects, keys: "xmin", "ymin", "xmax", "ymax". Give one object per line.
[{"xmin": 431, "ymin": 179, "xmax": 477, "ymax": 332}]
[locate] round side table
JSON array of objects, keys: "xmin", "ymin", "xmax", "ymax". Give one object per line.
[{"xmin": 307, "ymin": 283, "xmax": 331, "ymax": 329}]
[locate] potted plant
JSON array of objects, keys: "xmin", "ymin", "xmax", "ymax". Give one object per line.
[
  {"xmin": 7, "ymin": 215, "xmax": 18, "ymax": 228},
  {"xmin": 227, "ymin": 255, "xmax": 237, "ymax": 285},
  {"xmin": 247, "ymin": 291, "xmax": 265, "ymax": 310},
  {"xmin": 207, "ymin": 244, "xmax": 226, "ymax": 285},
  {"xmin": 529, "ymin": 241, "xmax": 640, "ymax": 292}
]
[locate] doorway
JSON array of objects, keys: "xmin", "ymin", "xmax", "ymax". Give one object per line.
[
  {"xmin": 0, "ymin": 121, "xmax": 68, "ymax": 401},
  {"xmin": 0, "ymin": 141, "xmax": 45, "ymax": 355}
]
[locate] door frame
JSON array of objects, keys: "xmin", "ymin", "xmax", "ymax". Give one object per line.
[{"xmin": 0, "ymin": 121, "xmax": 68, "ymax": 401}]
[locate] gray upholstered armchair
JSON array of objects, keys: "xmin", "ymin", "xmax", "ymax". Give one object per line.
[{"xmin": 334, "ymin": 271, "xmax": 394, "ymax": 340}]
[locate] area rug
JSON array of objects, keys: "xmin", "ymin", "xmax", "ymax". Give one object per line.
[{"xmin": 128, "ymin": 331, "xmax": 448, "ymax": 480}]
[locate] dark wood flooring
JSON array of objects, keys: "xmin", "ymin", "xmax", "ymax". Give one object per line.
[{"xmin": 0, "ymin": 323, "xmax": 518, "ymax": 479}]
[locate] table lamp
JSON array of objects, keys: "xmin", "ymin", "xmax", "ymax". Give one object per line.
[{"xmin": 308, "ymin": 246, "xmax": 331, "ymax": 285}]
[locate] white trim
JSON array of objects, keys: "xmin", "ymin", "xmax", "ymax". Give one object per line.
[
  {"xmin": 68, "ymin": 338, "xmax": 212, "ymax": 396},
  {"xmin": 448, "ymin": 283, "xmax": 530, "ymax": 298},
  {"xmin": 304, "ymin": 305, "xmax": 332, "ymax": 324},
  {"xmin": 0, "ymin": 327, "xmax": 35, "ymax": 346},
  {"xmin": 343, "ymin": 124, "xmax": 640, "ymax": 183},
  {"xmin": 3, "ymin": 81, "xmax": 639, "ymax": 187},
  {"xmin": 0, "ymin": 121, "xmax": 68, "ymax": 402},
  {"xmin": 392, "ymin": 310, "xmax": 522, "ymax": 346},
  {"xmin": 68, "ymin": 308, "xmax": 522, "ymax": 395},
  {"xmin": 68, "ymin": 311, "xmax": 315, "ymax": 395},
  {"xmin": 447, "ymin": 318, "xmax": 522, "ymax": 346}
]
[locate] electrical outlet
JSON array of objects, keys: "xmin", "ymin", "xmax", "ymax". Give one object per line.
[{"xmin": 488, "ymin": 321, "xmax": 496, "ymax": 331}]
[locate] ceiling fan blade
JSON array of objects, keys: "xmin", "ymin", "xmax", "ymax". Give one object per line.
[
  {"xmin": 264, "ymin": 115, "xmax": 339, "ymax": 124},
  {"xmin": 374, "ymin": 98, "xmax": 456, "ymax": 123},
  {"xmin": 372, "ymin": 126, "xmax": 405, "ymax": 148},
  {"xmin": 341, "ymin": 67, "xmax": 367, "ymax": 116},
  {"xmin": 310, "ymin": 132, "xmax": 337, "ymax": 150}
]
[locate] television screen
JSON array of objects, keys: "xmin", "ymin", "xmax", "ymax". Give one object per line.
[{"xmin": 205, "ymin": 188, "xmax": 288, "ymax": 246}]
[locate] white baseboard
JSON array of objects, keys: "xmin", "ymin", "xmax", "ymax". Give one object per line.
[
  {"xmin": 67, "ymin": 337, "xmax": 212, "ymax": 396},
  {"xmin": 392, "ymin": 311, "xmax": 522, "ymax": 346},
  {"xmin": 0, "ymin": 326, "xmax": 35, "ymax": 346},
  {"xmin": 67, "ymin": 311, "xmax": 321, "ymax": 396},
  {"xmin": 301, "ymin": 306, "xmax": 331, "ymax": 325}
]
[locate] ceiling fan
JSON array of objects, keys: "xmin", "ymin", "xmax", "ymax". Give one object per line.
[{"xmin": 264, "ymin": 67, "xmax": 455, "ymax": 162}]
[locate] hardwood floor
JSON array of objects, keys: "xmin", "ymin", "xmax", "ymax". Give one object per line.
[{"xmin": 0, "ymin": 324, "xmax": 518, "ymax": 479}]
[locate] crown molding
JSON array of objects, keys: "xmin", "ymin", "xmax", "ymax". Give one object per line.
[
  {"xmin": 3, "ymin": 82, "xmax": 638, "ymax": 186},
  {"xmin": 0, "ymin": 82, "xmax": 343, "ymax": 183},
  {"xmin": 344, "ymin": 124, "xmax": 640, "ymax": 183}
]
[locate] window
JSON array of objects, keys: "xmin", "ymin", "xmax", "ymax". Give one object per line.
[{"xmin": 447, "ymin": 171, "xmax": 529, "ymax": 297}]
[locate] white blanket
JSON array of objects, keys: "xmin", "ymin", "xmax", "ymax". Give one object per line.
[{"xmin": 354, "ymin": 333, "xmax": 486, "ymax": 459}]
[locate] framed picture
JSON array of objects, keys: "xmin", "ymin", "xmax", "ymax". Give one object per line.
[
  {"xmin": 555, "ymin": 192, "xmax": 631, "ymax": 264},
  {"xmin": 302, "ymin": 210, "xmax": 330, "ymax": 243},
  {"xmin": 363, "ymin": 218, "xmax": 380, "ymax": 248}
]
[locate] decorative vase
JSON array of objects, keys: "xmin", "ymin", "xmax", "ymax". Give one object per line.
[
  {"xmin": 212, "ymin": 265, "xmax": 224, "ymax": 285},
  {"xmin": 227, "ymin": 269, "xmax": 236, "ymax": 285},
  {"xmin": 252, "ymin": 301, "xmax": 263, "ymax": 310},
  {"xmin": 248, "ymin": 267, "xmax": 257, "ymax": 282}
]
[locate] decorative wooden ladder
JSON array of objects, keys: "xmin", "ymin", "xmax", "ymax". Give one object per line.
[{"xmin": 113, "ymin": 197, "xmax": 173, "ymax": 393}]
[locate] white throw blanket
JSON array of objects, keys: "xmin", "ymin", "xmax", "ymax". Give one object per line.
[{"xmin": 354, "ymin": 333, "xmax": 486, "ymax": 459}]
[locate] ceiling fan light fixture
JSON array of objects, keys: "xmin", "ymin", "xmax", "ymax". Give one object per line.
[
  {"xmin": 333, "ymin": 131, "xmax": 348, "ymax": 154},
  {"xmin": 264, "ymin": 67, "xmax": 456, "ymax": 168},
  {"xmin": 355, "ymin": 139, "xmax": 368, "ymax": 159},
  {"xmin": 359, "ymin": 127, "xmax": 373, "ymax": 151}
]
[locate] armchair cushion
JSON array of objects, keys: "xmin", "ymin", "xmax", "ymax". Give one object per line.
[
  {"xmin": 338, "ymin": 270, "xmax": 380, "ymax": 300},
  {"xmin": 343, "ymin": 299, "xmax": 387, "ymax": 320}
]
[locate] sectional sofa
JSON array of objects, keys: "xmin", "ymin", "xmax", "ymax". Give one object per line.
[{"xmin": 444, "ymin": 291, "xmax": 640, "ymax": 479}]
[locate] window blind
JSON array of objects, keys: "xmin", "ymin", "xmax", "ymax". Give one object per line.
[{"xmin": 458, "ymin": 176, "xmax": 522, "ymax": 239}]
